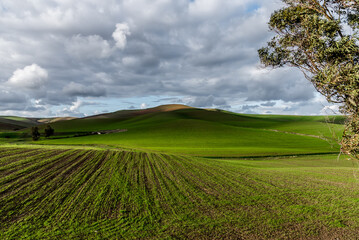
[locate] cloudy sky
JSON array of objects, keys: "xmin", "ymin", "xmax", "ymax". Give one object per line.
[{"xmin": 0, "ymin": 0, "xmax": 339, "ymax": 117}]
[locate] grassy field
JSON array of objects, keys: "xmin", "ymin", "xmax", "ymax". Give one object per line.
[
  {"xmin": 38, "ymin": 120, "xmax": 340, "ymax": 157},
  {"xmin": 28, "ymin": 107, "xmax": 344, "ymax": 157},
  {"xmin": 1, "ymin": 105, "xmax": 357, "ymax": 239},
  {"xmin": 1, "ymin": 145, "xmax": 359, "ymax": 239}
]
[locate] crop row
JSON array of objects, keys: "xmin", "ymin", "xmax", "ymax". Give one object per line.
[{"xmin": 1, "ymin": 147, "xmax": 359, "ymax": 239}]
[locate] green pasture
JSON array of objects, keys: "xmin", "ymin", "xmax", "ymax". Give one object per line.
[
  {"xmin": 38, "ymin": 121, "xmax": 341, "ymax": 157},
  {"xmin": 1, "ymin": 145, "xmax": 359, "ymax": 239},
  {"xmin": 0, "ymin": 106, "xmax": 354, "ymax": 238},
  {"xmin": 35, "ymin": 108, "xmax": 345, "ymax": 133},
  {"xmin": 1, "ymin": 116, "xmax": 33, "ymax": 122},
  {"xmin": 27, "ymin": 108, "xmax": 343, "ymax": 157}
]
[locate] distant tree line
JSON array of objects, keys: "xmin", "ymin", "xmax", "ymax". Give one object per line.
[{"xmin": 31, "ymin": 125, "xmax": 54, "ymax": 141}]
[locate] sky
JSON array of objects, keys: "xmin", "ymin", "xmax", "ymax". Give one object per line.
[{"xmin": 0, "ymin": 0, "xmax": 340, "ymax": 117}]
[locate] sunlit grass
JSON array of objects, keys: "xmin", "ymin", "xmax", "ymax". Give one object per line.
[{"xmin": 1, "ymin": 145, "xmax": 359, "ymax": 239}]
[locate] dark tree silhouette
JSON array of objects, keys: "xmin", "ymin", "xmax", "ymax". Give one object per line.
[
  {"xmin": 44, "ymin": 125, "xmax": 55, "ymax": 138},
  {"xmin": 31, "ymin": 127, "xmax": 40, "ymax": 141}
]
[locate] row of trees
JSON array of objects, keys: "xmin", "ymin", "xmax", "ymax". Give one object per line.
[
  {"xmin": 259, "ymin": 0, "xmax": 359, "ymax": 158},
  {"xmin": 31, "ymin": 125, "xmax": 54, "ymax": 141}
]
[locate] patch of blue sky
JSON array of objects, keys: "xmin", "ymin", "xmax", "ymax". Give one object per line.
[
  {"xmin": 245, "ymin": 3, "xmax": 260, "ymax": 13},
  {"xmin": 0, "ymin": 3, "xmax": 8, "ymax": 12}
]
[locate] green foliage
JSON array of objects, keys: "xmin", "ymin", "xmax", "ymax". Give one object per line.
[
  {"xmin": 44, "ymin": 125, "xmax": 54, "ymax": 138},
  {"xmin": 258, "ymin": 0, "xmax": 359, "ymax": 157},
  {"xmin": 31, "ymin": 127, "xmax": 40, "ymax": 141}
]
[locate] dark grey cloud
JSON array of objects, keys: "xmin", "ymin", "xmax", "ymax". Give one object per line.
[
  {"xmin": 63, "ymin": 82, "xmax": 106, "ymax": 97},
  {"xmin": 0, "ymin": 104, "xmax": 29, "ymax": 111},
  {"xmin": 0, "ymin": 90, "xmax": 41, "ymax": 112},
  {"xmin": 284, "ymin": 106, "xmax": 295, "ymax": 112},
  {"xmin": 153, "ymin": 97, "xmax": 183, "ymax": 103},
  {"xmin": 0, "ymin": 0, "xmax": 333, "ymax": 117},
  {"xmin": 0, "ymin": 90, "xmax": 26, "ymax": 104},
  {"xmin": 0, "ymin": 91, "xmax": 46, "ymax": 112},
  {"xmin": 242, "ymin": 105, "xmax": 260, "ymax": 110},
  {"xmin": 25, "ymin": 106, "xmax": 46, "ymax": 112},
  {"xmin": 237, "ymin": 104, "xmax": 260, "ymax": 114},
  {"xmin": 244, "ymin": 68, "xmax": 315, "ymax": 102},
  {"xmin": 186, "ymin": 95, "xmax": 225, "ymax": 107},
  {"xmin": 261, "ymin": 101, "xmax": 276, "ymax": 107}
]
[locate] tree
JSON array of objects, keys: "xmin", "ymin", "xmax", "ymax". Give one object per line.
[
  {"xmin": 44, "ymin": 125, "xmax": 55, "ymax": 138},
  {"xmin": 31, "ymin": 127, "xmax": 40, "ymax": 141},
  {"xmin": 258, "ymin": 0, "xmax": 359, "ymax": 157}
]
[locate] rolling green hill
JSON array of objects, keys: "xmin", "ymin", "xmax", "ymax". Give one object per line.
[
  {"xmin": 1, "ymin": 105, "xmax": 357, "ymax": 239},
  {"xmin": 0, "ymin": 116, "xmax": 39, "ymax": 131},
  {"xmin": 29, "ymin": 105, "xmax": 345, "ymax": 157},
  {"xmin": 0, "ymin": 116, "xmax": 77, "ymax": 132}
]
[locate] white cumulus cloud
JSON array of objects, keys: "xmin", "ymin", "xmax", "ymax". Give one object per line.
[
  {"xmin": 140, "ymin": 103, "xmax": 147, "ymax": 109},
  {"xmin": 7, "ymin": 64, "xmax": 48, "ymax": 89},
  {"xmin": 112, "ymin": 22, "xmax": 131, "ymax": 49},
  {"xmin": 70, "ymin": 99, "xmax": 83, "ymax": 112}
]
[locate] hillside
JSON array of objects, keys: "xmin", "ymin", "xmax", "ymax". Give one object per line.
[
  {"xmin": 0, "ymin": 116, "xmax": 39, "ymax": 131},
  {"xmin": 1, "ymin": 106, "xmax": 357, "ymax": 239},
  {"xmin": 31, "ymin": 105, "xmax": 345, "ymax": 134},
  {"xmin": 31, "ymin": 104, "xmax": 193, "ymax": 133},
  {"xmin": 0, "ymin": 116, "xmax": 77, "ymax": 132},
  {"xmin": 28, "ymin": 105, "xmax": 345, "ymax": 157}
]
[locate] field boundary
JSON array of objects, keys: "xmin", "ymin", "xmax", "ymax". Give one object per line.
[{"xmin": 202, "ymin": 151, "xmax": 341, "ymax": 159}]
